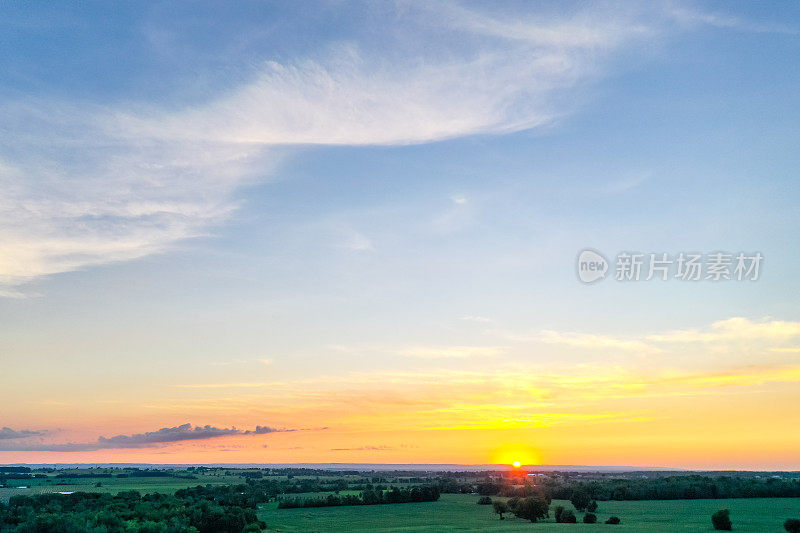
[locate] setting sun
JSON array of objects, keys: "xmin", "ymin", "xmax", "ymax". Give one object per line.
[{"xmin": 1, "ymin": 2, "xmax": 800, "ymax": 531}]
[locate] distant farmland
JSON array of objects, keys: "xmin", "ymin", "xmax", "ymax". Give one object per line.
[
  {"xmin": 2, "ymin": 467, "xmax": 799, "ymax": 532},
  {"xmin": 259, "ymin": 494, "xmax": 800, "ymax": 532}
]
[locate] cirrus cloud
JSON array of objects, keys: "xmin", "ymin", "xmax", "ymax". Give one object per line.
[{"xmin": 0, "ymin": 2, "xmax": 714, "ymax": 296}]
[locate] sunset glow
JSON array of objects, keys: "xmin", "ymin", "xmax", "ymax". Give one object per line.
[{"xmin": 0, "ymin": 1, "xmax": 799, "ymax": 474}]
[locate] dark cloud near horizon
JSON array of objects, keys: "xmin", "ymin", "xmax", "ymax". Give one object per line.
[
  {"xmin": 244, "ymin": 426, "xmax": 282, "ymax": 435},
  {"xmin": 0, "ymin": 427, "xmax": 46, "ymax": 440},
  {"xmin": 0, "ymin": 423, "xmax": 314, "ymax": 452}
]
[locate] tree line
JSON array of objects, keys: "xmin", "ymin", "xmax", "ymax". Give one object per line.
[
  {"xmin": 476, "ymin": 475, "xmax": 800, "ymax": 501},
  {"xmin": 277, "ymin": 485, "xmax": 440, "ymax": 509},
  {"xmin": 0, "ymin": 490, "xmax": 263, "ymax": 532}
]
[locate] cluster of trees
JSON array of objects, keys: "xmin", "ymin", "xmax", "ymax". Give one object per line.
[
  {"xmin": 491, "ymin": 496, "xmax": 620, "ymax": 525},
  {"xmin": 550, "ymin": 475, "xmax": 800, "ymax": 501},
  {"xmin": 171, "ymin": 477, "xmax": 427, "ymax": 506},
  {"xmin": 477, "ymin": 474, "xmax": 800, "ymax": 501},
  {"xmin": 553, "ymin": 505, "xmax": 577, "ymax": 523},
  {"xmin": 277, "ymin": 485, "xmax": 440, "ymax": 509},
  {"xmin": 491, "ymin": 496, "xmax": 550, "ymax": 522},
  {"xmin": 1, "ymin": 468, "xmax": 203, "ymax": 487},
  {"xmin": 243, "ymin": 477, "xmax": 361, "ymax": 495},
  {"xmin": 55, "ymin": 473, "xmax": 114, "ymax": 479},
  {"xmin": 0, "ymin": 490, "xmax": 264, "ymax": 533},
  {"xmin": 568, "ymin": 488, "xmax": 599, "ymax": 512},
  {"xmin": 0, "ymin": 473, "xmax": 45, "ymax": 483}
]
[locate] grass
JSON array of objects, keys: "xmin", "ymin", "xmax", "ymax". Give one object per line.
[
  {"xmin": 5, "ymin": 475, "xmax": 798, "ymax": 531},
  {"xmin": 258, "ymin": 494, "xmax": 800, "ymax": 532},
  {"xmin": 0, "ymin": 472, "xmax": 245, "ymax": 501}
]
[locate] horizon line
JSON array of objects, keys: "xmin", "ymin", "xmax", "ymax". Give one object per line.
[{"xmin": 5, "ymin": 462, "xmax": 800, "ymax": 473}]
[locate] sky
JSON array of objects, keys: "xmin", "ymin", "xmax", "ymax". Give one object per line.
[{"xmin": 0, "ymin": 1, "xmax": 799, "ymax": 470}]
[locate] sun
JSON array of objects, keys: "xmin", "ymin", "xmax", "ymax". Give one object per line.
[{"xmin": 490, "ymin": 443, "xmax": 541, "ymax": 467}]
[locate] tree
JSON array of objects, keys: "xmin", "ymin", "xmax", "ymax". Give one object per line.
[
  {"xmin": 587, "ymin": 500, "xmax": 598, "ymax": 512},
  {"xmin": 712, "ymin": 509, "xmax": 732, "ymax": 531},
  {"xmin": 584, "ymin": 513, "xmax": 598, "ymax": 524},
  {"xmin": 510, "ymin": 496, "xmax": 549, "ymax": 523},
  {"xmin": 606, "ymin": 516, "xmax": 621, "ymax": 524},
  {"xmin": 492, "ymin": 501, "xmax": 509, "ymax": 520},
  {"xmin": 784, "ymin": 519, "xmax": 800, "ymax": 533},
  {"xmin": 554, "ymin": 505, "xmax": 578, "ymax": 523},
  {"xmin": 477, "ymin": 496, "xmax": 492, "ymax": 505},
  {"xmin": 570, "ymin": 488, "xmax": 591, "ymax": 511}
]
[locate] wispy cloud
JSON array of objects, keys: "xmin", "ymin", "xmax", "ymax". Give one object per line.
[
  {"xmin": 665, "ymin": 5, "xmax": 797, "ymax": 34},
  {"xmin": 460, "ymin": 315, "xmax": 494, "ymax": 324},
  {"xmin": 538, "ymin": 329, "xmax": 662, "ymax": 353},
  {"xmin": 647, "ymin": 317, "xmax": 800, "ymax": 343},
  {"xmin": 0, "ymin": 2, "xmax": 688, "ymax": 296},
  {"xmin": 642, "ymin": 364, "xmax": 800, "ymax": 389},
  {"xmin": 160, "ymin": 360, "xmax": 800, "ymax": 433},
  {"xmin": 603, "ymin": 171, "xmax": 651, "ymax": 194},
  {"xmin": 210, "ymin": 359, "xmax": 250, "ymax": 366},
  {"xmin": 399, "ymin": 345, "xmax": 506, "ymax": 359},
  {"xmin": 488, "ymin": 317, "xmax": 800, "ymax": 356},
  {"xmin": 175, "ymin": 381, "xmax": 283, "ymax": 389},
  {"xmin": 432, "ymin": 193, "xmax": 477, "ymax": 235},
  {"xmin": 331, "ymin": 445, "xmax": 394, "ymax": 451},
  {"xmin": 336, "ymin": 226, "xmax": 374, "ymax": 252}
]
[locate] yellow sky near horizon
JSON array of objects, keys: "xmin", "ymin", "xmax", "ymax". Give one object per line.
[{"xmin": 2, "ymin": 317, "xmax": 800, "ymax": 470}]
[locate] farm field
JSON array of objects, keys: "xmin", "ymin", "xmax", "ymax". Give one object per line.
[
  {"xmin": 0, "ymin": 471, "xmax": 245, "ymax": 502},
  {"xmin": 258, "ymin": 494, "xmax": 800, "ymax": 532}
]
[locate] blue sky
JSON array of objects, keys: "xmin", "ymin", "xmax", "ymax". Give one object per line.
[{"xmin": 1, "ymin": 1, "xmax": 799, "ymax": 467}]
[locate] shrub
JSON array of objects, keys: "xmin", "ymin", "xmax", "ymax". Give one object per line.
[
  {"xmin": 570, "ymin": 488, "xmax": 591, "ymax": 511},
  {"xmin": 712, "ymin": 509, "xmax": 732, "ymax": 531},
  {"xmin": 492, "ymin": 501, "xmax": 509, "ymax": 520},
  {"xmin": 510, "ymin": 496, "xmax": 550, "ymax": 523},
  {"xmin": 606, "ymin": 516, "xmax": 621, "ymax": 525},
  {"xmin": 558, "ymin": 509, "xmax": 577, "ymax": 523},
  {"xmin": 587, "ymin": 500, "xmax": 598, "ymax": 512},
  {"xmin": 784, "ymin": 519, "xmax": 800, "ymax": 533},
  {"xmin": 477, "ymin": 496, "xmax": 492, "ymax": 505},
  {"xmin": 584, "ymin": 513, "xmax": 597, "ymax": 524},
  {"xmin": 553, "ymin": 505, "xmax": 565, "ymax": 522}
]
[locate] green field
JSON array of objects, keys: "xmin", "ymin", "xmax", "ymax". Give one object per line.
[
  {"xmin": 258, "ymin": 494, "xmax": 800, "ymax": 532},
  {"xmin": 0, "ymin": 471, "xmax": 244, "ymax": 501},
  {"xmin": 4, "ymin": 470, "xmax": 800, "ymax": 531}
]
